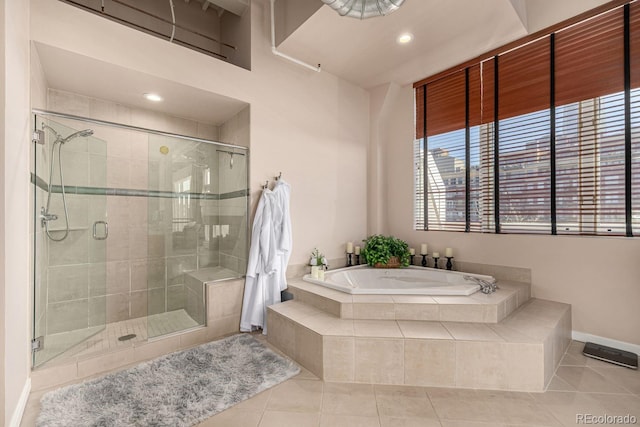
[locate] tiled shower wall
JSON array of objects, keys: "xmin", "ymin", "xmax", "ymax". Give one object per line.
[
  {"xmin": 218, "ymin": 106, "xmax": 250, "ymax": 274},
  {"xmin": 34, "ymin": 89, "xmax": 248, "ymax": 336}
]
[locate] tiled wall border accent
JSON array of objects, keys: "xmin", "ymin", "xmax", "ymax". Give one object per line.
[{"xmin": 31, "ymin": 173, "xmax": 248, "ymax": 200}]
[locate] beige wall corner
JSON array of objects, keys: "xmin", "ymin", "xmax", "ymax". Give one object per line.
[
  {"xmin": 368, "ymin": 82, "xmax": 402, "ymax": 236},
  {"xmin": 2, "ymin": 0, "xmax": 32, "ymax": 425}
]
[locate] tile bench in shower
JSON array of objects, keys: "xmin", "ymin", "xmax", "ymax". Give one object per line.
[{"xmin": 267, "ymin": 285, "xmax": 570, "ymax": 392}]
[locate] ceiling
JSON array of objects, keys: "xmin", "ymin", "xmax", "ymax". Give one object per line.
[
  {"xmin": 34, "ymin": 42, "xmax": 248, "ymax": 125},
  {"xmin": 277, "ymin": 0, "xmax": 611, "ymax": 89},
  {"xmin": 34, "ymin": 0, "xmax": 611, "ymax": 122}
]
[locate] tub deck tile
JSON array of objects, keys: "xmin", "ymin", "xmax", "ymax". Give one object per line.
[
  {"xmin": 397, "ymin": 320, "xmax": 453, "ymax": 340},
  {"xmin": 354, "ymin": 320, "xmax": 403, "ymax": 338},
  {"xmin": 441, "ymin": 322, "xmax": 505, "ymax": 342}
]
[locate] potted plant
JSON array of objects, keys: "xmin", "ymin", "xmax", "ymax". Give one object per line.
[{"xmin": 361, "ymin": 235, "xmax": 411, "ymax": 268}]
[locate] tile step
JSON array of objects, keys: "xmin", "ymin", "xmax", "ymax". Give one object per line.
[
  {"xmin": 287, "ymin": 278, "xmax": 531, "ymax": 323},
  {"xmin": 267, "ymin": 297, "xmax": 571, "ymax": 392}
]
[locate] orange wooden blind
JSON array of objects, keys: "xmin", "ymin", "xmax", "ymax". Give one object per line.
[
  {"xmin": 468, "ymin": 59, "xmax": 495, "ymax": 127},
  {"xmin": 425, "ymin": 70, "xmax": 466, "ymax": 137},
  {"xmin": 632, "ymin": 0, "xmax": 640, "ymax": 87},
  {"xmin": 498, "ymin": 37, "xmax": 551, "ymax": 120},
  {"xmin": 555, "ymin": 8, "xmax": 624, "ymax": 107},
  {"xmin": 554, "ymin": 7, "xmax": 627, "ymax": 236},
  {"xmin": 415, "ymin": 85, "xmax": 425, "ymax": 139},
  {"xmin": 412, "ymin": 1, "xmax": 640, "ymax": 236},
  {"xmin": 630, "ymin": 1, "xmax": 640, "ymax": 235}
]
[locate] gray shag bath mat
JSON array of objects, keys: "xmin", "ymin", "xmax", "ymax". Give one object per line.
[{"xmin": 37, "ymin": 333, "xmax": 299, "ymax": 427}]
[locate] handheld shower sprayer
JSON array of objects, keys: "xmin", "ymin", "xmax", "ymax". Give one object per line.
[
  {"xmin": 61, "ymin": 129, "xmax": 94, "ymax": 143},
  {"xmin": 40, "ymin": 123, "xmax": 95, "ymax": 241},
  {"xmin": 41, "ymin": 123, "xmax": 93, "ymax": 144}
]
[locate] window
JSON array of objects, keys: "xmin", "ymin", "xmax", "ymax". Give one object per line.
[
  {"xmin": 413, "ymin": 2, "xmax": 640, "ymax": 237},
  {"xmin": 631, "ymin": 3, "xmax": 640, "ymax": 234}
]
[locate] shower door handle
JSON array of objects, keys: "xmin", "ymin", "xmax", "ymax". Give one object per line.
[{"xmin": 92, "ymin": 221, "xmax": 108, "ymax": 240}]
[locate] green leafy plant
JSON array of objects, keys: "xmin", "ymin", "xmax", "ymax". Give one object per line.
[
  {"xmin": 361, "ymin": 235, "xmax": 410, "ymax": 267},
  {"xmin": 309, "ymin": 248, "xmax": 328, "ymax": 266}
]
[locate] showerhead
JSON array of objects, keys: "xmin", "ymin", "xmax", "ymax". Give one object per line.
[
  {"xmin": 41, "ymin": 123, "xmax": 94, "ymax": 144},
  {"xmin": 61, "ymin": 129, "xmax": 93, "ymax": 144}
]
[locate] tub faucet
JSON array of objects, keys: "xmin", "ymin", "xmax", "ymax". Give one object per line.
[{"xmin": 463, "ymin": 276, "xmax": 498, "ymax": 294}]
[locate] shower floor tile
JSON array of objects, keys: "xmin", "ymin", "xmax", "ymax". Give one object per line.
[{"xmin": 37, "ymin": 309, "xmax": 199, "ymax": 368}]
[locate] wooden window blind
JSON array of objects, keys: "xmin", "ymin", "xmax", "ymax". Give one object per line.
[
  {"xmin": 468, "ymin": 61, "xmax": 495, "ymax": 126},
  {"xmin": 555, "ymin": 7, "xmax": 626, "ymax": 235},
  {"xmin": 413, "ymin": 0, "xmax": 640, "ymax": 237},
  {"xmin": 415, "ymin": 86, "xmax": 425, "ymax": 140},
  {"xmin": 555, "ymin": 9, "xmax": 625, "ymax": 107},
  {"xmin": 498, "ymin": 37, "xmax": 552, "ymax": 234},
  {"xmin": 468, "ymin": 61, "xmax": 494, "ymax": 232},
  {"xmin": 426, "ymin": 71, "xmax": 466, "ymax": 137},
  {"xmin": 425, "ymin": 71, "xmax": 467, "ymax": 231},
  {"xmin": 498, "ymin": 37, "xmax": 551, "ymax": 121},
  {"xmin": 631, "ymin": 1, "xmax": 640, "ymax": 234}
]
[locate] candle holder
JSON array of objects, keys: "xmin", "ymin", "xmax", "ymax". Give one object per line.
[
  {"xmin": 410, "ymin": 255, "xmax": 415, "ymax": 265},
  {"xmin": 445, "ymin": 256, "xmax": 454, "ymax": 271},
  {"xmin": 346, "ymin": 252, "xmax": 353, "ymax": 267},
  {"xmin": 355, "ymin": 254, "xmax": 360, "ymax": 265},
  {"xmin": 433, "ymin": 256, "xmax": 440, "ymax": 269},
  {"xmin": 421, "ymin": 254, "xmax": 427, "ymax": 267}
]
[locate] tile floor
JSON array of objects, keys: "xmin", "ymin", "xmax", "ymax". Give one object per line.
[
  {"xmin": 20, "ymin": 338, "xmax": 639, "ymax": 427},
  {"xmin": 35, "ymin": 309, "xmax": 199, "ymax": 368}
]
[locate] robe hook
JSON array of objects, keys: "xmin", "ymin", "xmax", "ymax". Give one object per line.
[
  {"xmin": 275, "ymin": 172, "xmax": 282, "ymax": 181},
  {"xmin": 262, "ymin": 180, "xmax": 269, "ymax": 189}
]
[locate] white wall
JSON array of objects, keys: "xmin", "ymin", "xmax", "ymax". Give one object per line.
[
  {"xmin": 0, "ymin": 0, "xmax": 5, "ymax": 420},
  {"xmin": 524, "ymin": 0, "xmax": 611, "ymax": 33},
  {"xmin": 368, "ymin": 82, "xmax": 402, "ymax": 235},
  {"xmin": 2, "ymin": 0, "xmax": 32, "ymax": 424},
  {"xmin": 382, "ymin": 84, "xmax": 640, "ymax": 347}
]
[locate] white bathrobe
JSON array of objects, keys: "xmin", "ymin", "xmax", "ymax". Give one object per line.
[
  {"xmin": 240, "ymin": 180, "xmax": 292, "ymax": 334},
  {"xmin": 271, "ymin": 179, "xmax": 292, "ymax": 291},
  {"xmin": 240, "ymin": 188, "xmax": 276, "ymax": 333}
]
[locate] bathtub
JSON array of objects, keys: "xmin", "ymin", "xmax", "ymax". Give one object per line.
[{"xmin": 303, "ymin": 265, "xmax": 495, "ymax": 296}]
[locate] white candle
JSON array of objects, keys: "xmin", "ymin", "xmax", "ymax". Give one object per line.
[
  {"xmin": 354, "ymin": 246, "xmax": 361, "ymax": 255},
  {"xmin": 346, "ymin": 241, "xmax": 354, "ymax": 253},
  {"xmin": 420, "ymin": 243, "xmax": 428, "ymax": 255},
  {"xmin": 317, "ymin": 269, "xmax": 325, "ymax": 280},
  {"xmin": 311, "ymin": 266, "xmax": 320, "ymax": 279},
  {"xmin": 445, "ymin": 247, "xmax": 453, "ymax": 257},
  {"xmin": 432, "ymin": 252, "xmax": 440, "ymax": 258},
  {"xmin": 409, "ymin": 248, "xmax": 415, "ymax": 255}
]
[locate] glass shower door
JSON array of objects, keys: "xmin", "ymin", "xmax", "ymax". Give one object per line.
[
  {"xmin": 33, "ymin": 116, "xmax": 108, "ymax": 367},
  {"xmin": 147, "ymin": 134, "xmax": 207, "ymax": 338},
  {"xmin": 146, "ymin": 133, "xmax": 248, "ymax": 338}
]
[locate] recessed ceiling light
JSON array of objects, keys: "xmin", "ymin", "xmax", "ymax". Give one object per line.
[
  {"xmin": 143, "ymin": 93, "xmax": 163, "ymax": 102},
  {"xmin": 397, "ymin": 33, "xmax": 413, "ymax": 44}
]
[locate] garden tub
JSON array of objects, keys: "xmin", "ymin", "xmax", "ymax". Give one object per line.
[{"xmin": 303, "ymin": 265, "xmax": 495, "ymax": 296}]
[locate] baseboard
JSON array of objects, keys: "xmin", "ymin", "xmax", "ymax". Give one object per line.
[
  {"xmin": 8, "ymin": 377, "xmax": 31, "ymax": 427},
  {"xmin": 572, "ymin": 331, "xmax": 640, "ymax": 356}
]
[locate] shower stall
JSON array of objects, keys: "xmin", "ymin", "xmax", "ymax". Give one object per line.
[{"xmin": 31, "ymin": 110, "xmax": 249, "ymax": 368}]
